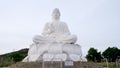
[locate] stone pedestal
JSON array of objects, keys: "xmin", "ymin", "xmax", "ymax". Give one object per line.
[{"xmin": 23, "ymin": 43, "xmax": 82, "ymax": 62}]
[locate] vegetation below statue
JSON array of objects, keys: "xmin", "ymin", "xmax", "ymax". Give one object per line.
[
  {"xmin": 86, "ymin": 47, "xmax": 120, "ymax": 62},
  {"xmin": 0, "ymin": 48, "xmax": 28, "ymax": 67}
]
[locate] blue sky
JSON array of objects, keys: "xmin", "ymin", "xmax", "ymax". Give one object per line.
[{"xmin": 0, "ymin": 0, "xmax": 120, "ymax": 56}]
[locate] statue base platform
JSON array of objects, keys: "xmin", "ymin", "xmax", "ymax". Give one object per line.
[{"xmin": 23, "ymin": 43, "xmax": 82, "ymax": 62}]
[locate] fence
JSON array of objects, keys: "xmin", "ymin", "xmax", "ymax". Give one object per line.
[
  {"xmin": 42, "ymin": 58, "xmax": 103, "ymax": 68},
  {"xmin": 42, "ymin": 58, "xmax": 62, "ymax": 68}
]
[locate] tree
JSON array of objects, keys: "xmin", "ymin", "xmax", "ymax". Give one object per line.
[
  {"xmin": 86, "ymin": 48, "xmax": 102, "ymax": 62},
  {"xmin": 9, "ymin": 52, "xmax": 25, "ymax": 62},
  {"xmin": 102, "ymin": 47, "xmax": 120, "ymax": 62}
]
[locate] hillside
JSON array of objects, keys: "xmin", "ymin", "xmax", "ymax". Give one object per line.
[{"xmin": 0, "ymin": 48, "xmax": 28, "ymax": 67}]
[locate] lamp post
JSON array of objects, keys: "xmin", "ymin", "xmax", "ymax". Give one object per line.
[
  {"xmin": 116, "ymin": 56, "xmax": 120, "ymax": 68},
  {"xmin": 104, "ymin": 58, "xmax": 109, "ymax": 68}
]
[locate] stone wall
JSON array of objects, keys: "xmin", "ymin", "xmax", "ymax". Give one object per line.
[{"xmin": 10, "ymin": 62, "xmax": 103, "ymax": 68}]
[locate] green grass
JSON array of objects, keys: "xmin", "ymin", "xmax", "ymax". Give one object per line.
[{"xmin": 97, "ymin": 62, "xmax": 120, "ymax": 68}]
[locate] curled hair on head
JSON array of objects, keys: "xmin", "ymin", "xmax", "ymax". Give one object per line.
[{"xmin": 52, "ymin": 8, "xmax": 60, "ymax": 16}]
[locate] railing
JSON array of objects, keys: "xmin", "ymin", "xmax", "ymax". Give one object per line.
[
  {"xmin": 42, "ymin": 58, "xmax": 103, "ymax": 68},
  {"xmin": 42, "ymin": 58, "xmax": 62, "ymax": 68}
]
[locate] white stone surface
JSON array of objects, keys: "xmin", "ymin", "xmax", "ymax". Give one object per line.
[
  {"xmin": 43, "ymin": 53, "xmax": 54, "ymax": 61},
  {"xmin": 33, "ymin": 8, "xmax": 77, "ymax": 44},
  {"xmin": 22, "ymin": 8, "xmax": 82, "ymax": 62},
  {"xmin": 69, "ymin": 54, "xmax": 81, "ymax": 61},
  {"xmin": 48, "ymin": 43, "xmax": 62, "ymax": 54},
  {"xmin": 63, "ymin": 44, "xmax": 82, "ymax": 55},
  {"xmin": 43, "ymin": 53, "xmax": 67, "ymax": 61}
]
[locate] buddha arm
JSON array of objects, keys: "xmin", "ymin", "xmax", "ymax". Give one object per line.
[
  {"xmin": 42, "ymin": 23, "xmax": 53, "ymax": 36},
  {"xmin": 63, "ymin": 22, "xmax": 71, "ymax": 35}
]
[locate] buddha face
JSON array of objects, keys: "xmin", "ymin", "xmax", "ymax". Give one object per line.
[{"xmin": 52, "ymin": 8, "xmax": 60, "ymax": 21}]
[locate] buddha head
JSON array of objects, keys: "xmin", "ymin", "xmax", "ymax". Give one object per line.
[{"xmin": 52, "ymin": 8, "xmax": 60, "ymax": 21}]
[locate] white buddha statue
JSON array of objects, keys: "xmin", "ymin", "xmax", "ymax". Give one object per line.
[
  {"xmin": 23, "ymin": 8, "xmax": 82, "ymax": 62},
  {"xmin": 33, "ymin": 8, "xmax": 77, "ymax": 44}
]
